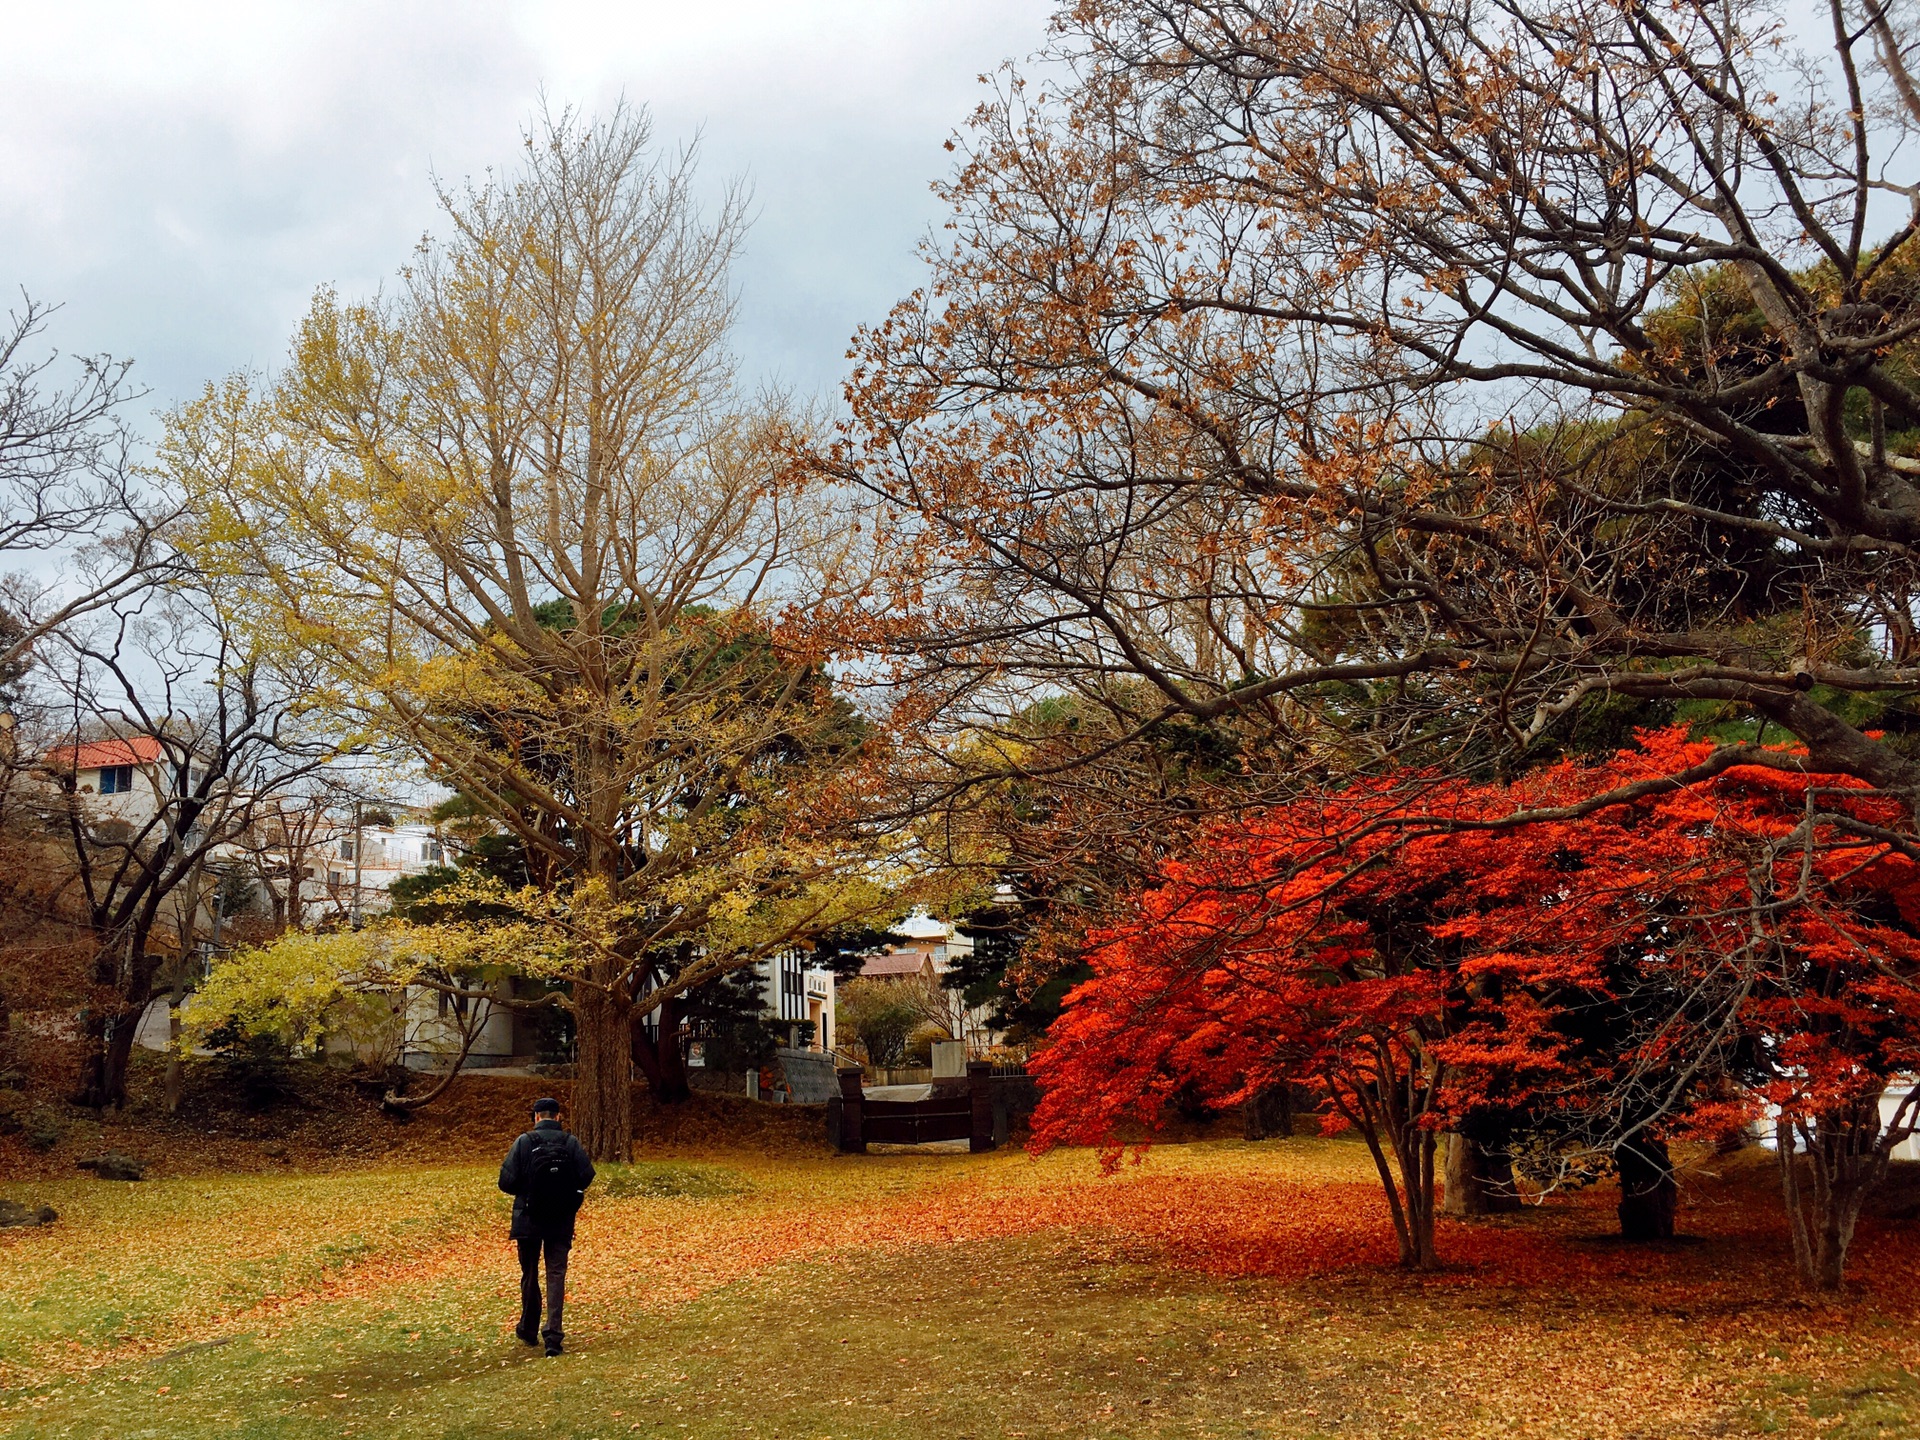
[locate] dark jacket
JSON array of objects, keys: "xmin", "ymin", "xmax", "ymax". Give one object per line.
[{"xmin": 499, "ymin": 1119, "xmax": 596, "ymax": 1241}]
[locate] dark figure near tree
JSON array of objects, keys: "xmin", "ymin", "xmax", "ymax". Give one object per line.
[{"xmin": 498, "ymin": 1097, "xmax": 596, "ymax": 1355}]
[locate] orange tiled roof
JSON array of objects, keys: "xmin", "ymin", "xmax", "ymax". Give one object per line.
[{"xmin": 43, "ymin": 735, "xmax": 166, "ymax": 771}]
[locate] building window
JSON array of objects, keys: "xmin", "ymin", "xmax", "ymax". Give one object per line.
[
  {"xmin": 338, "ymin": 839, "xmax": 354, "ymax": 860},
  {"xmin": 97, "ymin": 765, "xmax": 135, "ymax": 794},
  {"xmin": 779, "ymin": 952, "xmax": 806, "ymax": 1019}
]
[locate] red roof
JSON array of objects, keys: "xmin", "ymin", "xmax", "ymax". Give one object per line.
[{"xmin": 44, "ymin": 735, "xmax": 166, "ymax": 771}]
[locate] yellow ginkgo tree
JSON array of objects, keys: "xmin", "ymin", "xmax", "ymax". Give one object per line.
[{"xmin": 166, "ymin": 103, "xmax": 929, "ymax": 1159}]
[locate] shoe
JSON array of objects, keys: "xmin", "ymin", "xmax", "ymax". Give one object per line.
[
  {"xmin": 515, "ymin": 1324, "xmax": 539, "ymax": 1347},
  {"xmin": 543, "ymin": 1337, "xmax": 563, "ymax": 1357}
]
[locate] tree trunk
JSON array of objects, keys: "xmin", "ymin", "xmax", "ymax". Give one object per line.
[
  {"xmin": 164, "ymin": 1002, "xmax": 184, "ymax": 1116},
  {"xmin": 1443, "ymin": 1133, "xmax": 1520, "ymax": 1217},
  {"xmin": 163, "ymin": 965, "xmax": 190, "ymax": 1116},
  {"xmin": 1810, "ymin": 1183, "xmax": 1864, "ymax": 1292},
  {"xmin": 1395, "ymin": 1123, "xmax": 1439, "ymax": 1267},
  {"xmin": 1241, "ymin": 1082, "xmax": 1293, "ymax": 1140},
  {"xmin": 76, "ymin": 935, "xmax": 160, "ymax": 1110},
  {"xmin": 101, "ymin": 1007, "xmax": 139, "ymax": 1109},
  {"xmin": 1778, "ymin": 1106, "xmax": 1884, "ymax": 1292},
  {"xmin": 1616, "ymin": 1135, "xmax": 1678, "ymax": 1241},
  {"xmin": 1442, "ymin": 1132, "xmax": 1481, "ymax": 1217},
  {"xmin": 74, "ymin": 1007, "xmax": 108, "ymax": 1108},
  {"xmin": 77, "ymin": 1003, "xmax": 142, "ymax": 1110},
  {"xmin": 1342, "ymin": 1079, "xmax": 1441, "ymax": 1269},
  {"xmin": 630, "ymin": 993, "xmax": 690, "ymax": 1104},
  {"xmin": 572, "ymin": 982, "xmax": 632, "ymax": 1161}
]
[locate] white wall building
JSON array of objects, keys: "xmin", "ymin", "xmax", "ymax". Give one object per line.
[
  {"xmin": 307, "ymin": 817, "xmax": 450, "ymax": 921},
  {"xmin": 1755, "ymin": 1083, "xmax": 1920, "ymax": 1160},
  {"xmin": 43, "ymin": 734, "xmax": 199, "ymax": 833},
  {"xmin": 758, "ymin": 948, "xmax": 836, "ymax": 1052}
]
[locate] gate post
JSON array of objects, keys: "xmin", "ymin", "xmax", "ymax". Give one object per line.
[
  {"xmin": 835, "ymin": 1065, "xmax": 867, "ymax": 1153},
  {"xmin": 968, "ymin": 1060, "xmax": 994, "ymax": 1153}
]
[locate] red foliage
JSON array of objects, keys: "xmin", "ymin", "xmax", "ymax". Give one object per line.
[{"xmin": 1028, "ymin": 728, "xmax": 1920, "ymax": 1273}]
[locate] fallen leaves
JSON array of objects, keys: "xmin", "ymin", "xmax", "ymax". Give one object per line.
[{"xmin": 5, "ymin": 1135, "xmax": 1920, "ymax": 1439}]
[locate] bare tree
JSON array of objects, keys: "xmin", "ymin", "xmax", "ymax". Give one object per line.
[
  {"xmin": 236, "ymin": 786, "xmax": 357, "ymax": 933},
  {"xmin": 0, "ymin": 296, "xmax": 178, "ymax": 680},
  {"xmin": 17, "ymin": 584, "xmax": 339, "ymax": 1108}
]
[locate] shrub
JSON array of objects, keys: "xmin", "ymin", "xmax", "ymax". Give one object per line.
[{"xmin": 836, "ymin": 979, "xmax": 922, "ymax": 1067}]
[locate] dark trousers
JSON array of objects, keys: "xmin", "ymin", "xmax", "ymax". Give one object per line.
[{"xmin": 517, "ymin": 1233, "xmax": 570, "ymax": 1340}]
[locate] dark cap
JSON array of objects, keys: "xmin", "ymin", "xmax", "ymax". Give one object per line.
[{"xmin": 531, "ymin": 1096, "xmax": 561, "ymax": 1115}]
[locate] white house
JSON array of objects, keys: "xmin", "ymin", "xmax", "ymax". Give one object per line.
[
  {"xmin": 1755, "ymin": 1084, "xmax": 1920, "ymax": 1161},
  {"xmin": 394, "ymin": 980, "xmax": 535, "ymax": 1072},
  {"xmin": 758, "ymin": 948, "xmax": 837, "ymax": 1053},
  {"xmin": 124, "ymin": 799, "xmax": 483, "ymax": 1066},
  {"xmin": 667, "ymin": 948, "xmax": 838, "ymax": 1072},
  {"xmin": 860, "ymin": 909, "xmax": 971, "ymax": 978},
  {"xmin": 1880, "ymin": 1084, "xmax": 1920, "ymax": 1160},
  {"xmin": 308, "ymin": 813, "xmax": 511, "ymax": 1070},
  {"xmin": 43, "ymin": 734, "xmax": 195, "ymax": 831},
  {"xmin": 308, "ymin": 817, "xmax": 450, "ymax": 923}
]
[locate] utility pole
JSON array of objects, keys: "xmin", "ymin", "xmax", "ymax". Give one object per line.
[{"xmin": 350, "ymin": 798, "xmax": 363, "ymax": 929}]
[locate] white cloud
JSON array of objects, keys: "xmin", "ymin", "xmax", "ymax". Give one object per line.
[{"xmin": 0, "ymin": 0, "xmax": 1050, "ymax": 413}]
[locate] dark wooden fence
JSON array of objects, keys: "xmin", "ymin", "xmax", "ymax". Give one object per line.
[{"xmin": 827, "ymin": 1062, "xmax": 996, "ymax": 1153}]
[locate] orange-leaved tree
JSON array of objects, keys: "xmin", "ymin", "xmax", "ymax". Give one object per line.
[
  {"xmin": 1030, "ymin": 729, "xmax": 1920, "ymax": 1286},
  {"xmin": 828, "ymin": 0, "xmax": 1920, "ymax": 855}
]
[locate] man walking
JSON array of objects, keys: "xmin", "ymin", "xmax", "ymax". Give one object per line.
[{"xmin": 498, "ymin": 1096, "xmax": 595, "ymax": 1356}]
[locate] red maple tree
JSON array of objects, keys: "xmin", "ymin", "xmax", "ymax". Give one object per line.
[{"xmin": 1029, "ymin": 729, "xmax": 1920, "ymax": 1286}]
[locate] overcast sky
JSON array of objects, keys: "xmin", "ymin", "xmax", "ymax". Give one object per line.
[{"xmin": 0, "ymin": 1, "xmax": 1054, "ymax": 421}]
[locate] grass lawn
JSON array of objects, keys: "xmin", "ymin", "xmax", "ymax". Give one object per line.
[{"xmin": 5, "ymin": 1134, "xmax": 1920, "ymax": 1438}]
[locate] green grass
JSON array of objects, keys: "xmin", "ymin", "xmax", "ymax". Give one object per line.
[
  {"xmin": 596, "ymin": 1161, "xmax": 752, "ymax": 1201},
  {"xmin": 7, "ymin": 1240, "xmax": 1334, "ymax": 1440},
  {"xmin": 0, "ymin": 1234, "xmax": 1393, "ymax": 1437},
  {"xmin": 4, "ymin": 1141, "xmax": 1920, "ymax": 1438},
  {"xmin": 0, "ymin": 1168, "xmax": 499, "ymax": 1363}
]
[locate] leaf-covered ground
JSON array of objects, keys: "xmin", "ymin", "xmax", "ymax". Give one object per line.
[{"xmin": 4, "ymin": 1130, "xmax": 1920, "ymax": 1438}]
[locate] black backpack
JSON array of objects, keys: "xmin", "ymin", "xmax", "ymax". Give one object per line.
[{"xmin": 523, "ymin": 1130, "xmax": 579, "ymax": 1213}]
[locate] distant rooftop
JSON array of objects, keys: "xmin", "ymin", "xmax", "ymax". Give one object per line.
[
  {"xmin": 44, "ymin": 735, "xmax": 166, "ymax": 771},
  {"xmin": 860, "ymin": 951, "xmax": 935, "ymax": 979}
]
